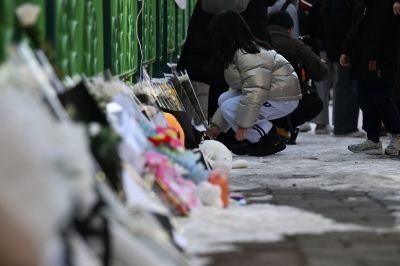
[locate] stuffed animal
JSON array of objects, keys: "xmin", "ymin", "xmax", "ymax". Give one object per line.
[
  {"xmin": 199, "ymin": 140, "xmax": 248, "ymax": 171},
  {"xmin": 196, "ymin": 181, "xmax": 223, "ymax": 208}
]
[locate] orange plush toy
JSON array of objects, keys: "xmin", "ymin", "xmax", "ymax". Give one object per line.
[{"xmin": 163, "ymin": 112, "xmax": 185, "ymax": 146}]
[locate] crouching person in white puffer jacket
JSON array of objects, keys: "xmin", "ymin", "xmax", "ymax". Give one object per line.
[{"xmin": 205, "ymin": 10, "xmax": 302, "ymax": 157}]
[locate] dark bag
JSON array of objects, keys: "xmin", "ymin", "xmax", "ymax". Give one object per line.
[
  {"xmin": 300, "ymin": 81, "xmax": 318, "ymax": 95},
  {"xmin": 296, "ymin": 60, "xmax": 318, "ymax": 95},
  {"xmin": 289, "ymin": 59, "xmax": 323, "ymax": 128}
]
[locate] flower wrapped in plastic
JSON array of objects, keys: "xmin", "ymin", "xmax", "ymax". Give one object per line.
[
  {"xmin": 111, "ymin": 83, "xmax": 209, "ymax": 184},
  {"xmin": 144, "ymin": 151, "xmax": 202, "ymax": 216},
  {"xmin": 174, "ymin": 70, "xmax": 208, "ymax": 129},
  {"xmin": 151, "ymin": 78, "xmax": 185, "ymax": 112}
]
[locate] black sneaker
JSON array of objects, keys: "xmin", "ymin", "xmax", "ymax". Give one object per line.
[
  {"xmin": 245, "ymin": 126, "xmax": 286, "ymax": 156},
  {"xmin": 230, "ymin": 140, "xmax": 251, "ymax": 155}
]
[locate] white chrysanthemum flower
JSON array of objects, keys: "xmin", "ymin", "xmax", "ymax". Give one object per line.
[
  {"xmin": 88, "ymin": 122, "xmax": 102, "ymax": 137},
  {"xmin": 177, "ymin": 74, "xmax": 189, "ymax": 82},
  {"xmin": 15, "ymin": 3, "xmax": 41, "ymax": 27}
]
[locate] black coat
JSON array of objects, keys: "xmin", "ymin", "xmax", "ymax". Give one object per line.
[
  {"xmin": 177, "ymin": 0, "xmax": 276, "ymax": 86},
  {"xmin": 342, "ymin": 0, "xmax": 400, "ymax": 84},
  {"xmin": 176, "ymin": 1, "xmax": 219, "ymax": 86},
  {"xmin": 395, "ymin": 46, "xmax": 400, "ymax": 105},
  {"xmin": 241, "ymin": 0, "xmax": 277, "ymax": 43},
  {"xmin": 325, "ymin": 0, "xmax": 354, "ymax": 62}
]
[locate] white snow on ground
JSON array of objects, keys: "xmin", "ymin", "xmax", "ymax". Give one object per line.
[
  {"xmin": 178, "ymin": 109, "xmax": 400, "ymax": 261},
  {"xmin": 229, "ymin": 133, "xmax": 399, "ymax": 194},
  {"xmin": 177, "ymin": 204, "xmax": 364, "ymax": 255},
  {"xmin": 246, "ymin": 194, "xmax": 274, "ymax": 201},
  {"xmin": 178, "ymin": 132, "xmax": 400, "ymax": 260}
]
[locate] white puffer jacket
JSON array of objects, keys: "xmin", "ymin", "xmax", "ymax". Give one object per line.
[{"xmin": 212, "ymin": 47, "xmax": 302, "ymax": 131}]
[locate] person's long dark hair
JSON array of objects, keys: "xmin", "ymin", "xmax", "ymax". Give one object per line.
[{"xmin": 207, "ymin": 10, "xmax": 272, "ymax": 71}]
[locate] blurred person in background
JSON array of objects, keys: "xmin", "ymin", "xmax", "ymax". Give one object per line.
[
  {"xmin": 268, "ymin": 11, "xmax": 329, "ymax": 140},
  {"xmin": 177, "ymin": 0, "xmax": 229, "ymax": 125},
  {"xmin": 268, "ymin": 0, "xmax": 301, "ymax": 38},
  {"xmin": 305, "ymin": 0, "xmax": 336, "ymax": 134},
  {"xmin": 297, "ymin": 0, "xmax": 311, "ymax": 36},
  {"xmin": 325, "ymin": 0, "xmax": 365, "ymax": 137},
  {"xmin": 395, "ymin": 57, "xmax": 400, "ymax": 113},
  {"xmin": 343, "ymin": 0, "xmax": 400, "ymax": 155}
]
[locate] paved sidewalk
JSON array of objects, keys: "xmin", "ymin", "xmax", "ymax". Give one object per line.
[{"xmin": 178, "ymin": 132, "xmax": 400, "ymax": 266}]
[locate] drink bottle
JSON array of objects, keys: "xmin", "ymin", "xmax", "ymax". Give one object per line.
[{"xmin": 208, "ymin": 164, "xmax": 229, "ymax": 208}]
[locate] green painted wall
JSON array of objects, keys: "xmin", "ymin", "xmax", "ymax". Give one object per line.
[
  {"xmin": 111, "ymin": 0, "xmax": 138, "ymax": 77},
  {"xmin": 159, "ymin": 0, "xmax": 165, "ymax": 61},
  {"xmin": 0, "ymin": 0, "xmax": 16, "ymax": 62},
  {"xmin": 83, "ymin": 0, "xmax": 104, "ymax": 77},
  {"xmin": 167, "ymin": 0, "xmax": 176, "ymax": 56},
  {"xmin": 142, "ymin": 0, "xmax": 156, "ymax": 65},
  {"xmin": 55, "ymin": 0, "xmax": 84, "ymax": 75},
  {"xmin": 0, "ymin": 0, "xmax": 194, "ymax": 78}
]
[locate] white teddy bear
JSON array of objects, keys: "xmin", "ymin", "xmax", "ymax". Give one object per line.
[
  {"xmin": 196, "ymin": 181, "xmax": 223, "ymax": 208},
  {"xmin": 199, "ymin": 140, "xmax": 248, "ymax": 171}
]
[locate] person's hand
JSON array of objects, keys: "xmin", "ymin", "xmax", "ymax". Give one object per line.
[
  {"xmin": 320, "ymin": 58, "xmax": 326, "ymax": 64},
  {"xmin": 394, "ymin": 2, "xmax": 400, "ymax": 15},
  {"xmin": 235, "ymin": 127, "xmax": 248, "ymax": 141},
  {"xmin": 340, "ymin": 54, "xmax": 351, "ymax": 66},
  {"xmin": 206, "ymin": 126, "xmax": 222, "ymax": 139}
]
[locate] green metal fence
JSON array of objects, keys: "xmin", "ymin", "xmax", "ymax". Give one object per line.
[
  {"xmin": 0, "ymin": 0, "xmax": 197, "ymax": 78},
  {"xmin": 111, "ymin": 0, "xmax": 138, "ymax": 78},
  {"xmin": 142, "ymin": 0, "xmax": 156, "ymax": 65},
  {"xmin": 84, "ymin": 0, "xmax": 104, "ymax": 77},
  {"xmin": 0, "ymin": 0, "xmax": 47, "ymax": 62},
  {"xmin": 0, "ymin": 1, "xmax": 15, "ymax": 63},
  {"xmin": 55, "ymin": 0, "xmax": 84, "ymax": 75},
  {"xmin": 166, "ymin": 1, "xmax": 176, "ymax": 57},
  {"xmin": 176, "ymin": 6, "xmax": 185, "ymax": 52}
]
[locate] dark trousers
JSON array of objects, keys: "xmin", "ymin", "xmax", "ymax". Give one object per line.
[
  {"xmin": 272, "ymin": 92, "xmax": 323, "ymax": 130},
  {"xmin": 208, "ymin": 83, "xmax": 230, "ymax": 120},
  {"xmin": 333, "ymin": 63, "xmax": 360, "ymax": 134},
  {"xmin": 357, "ymin": 81, "xmax": 400, "ymax": 142}
]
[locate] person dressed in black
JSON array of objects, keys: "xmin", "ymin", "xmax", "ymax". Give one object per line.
[
  {"xmin": 343, "ymin": 0, "xmax": 400, "ymax": 155},
  {"xmin": 305, "ymin": 0, "xmax": 337, "ymax": 134},
  {"xmin": 395, "ymin": 57, "xmax": 400, "ymax": 112},
  {"xmin": 177, "ymin": 0, "xmax": 277, "ymax": 148},
  {"xmin": 325, "ymin": 0, "xmax": 364, "ymax": 137}
]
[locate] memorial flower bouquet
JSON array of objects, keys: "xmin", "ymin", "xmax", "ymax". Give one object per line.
[{"xmin": 174, "ymin": 70, "xmax": 208, "ymax": 129}]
